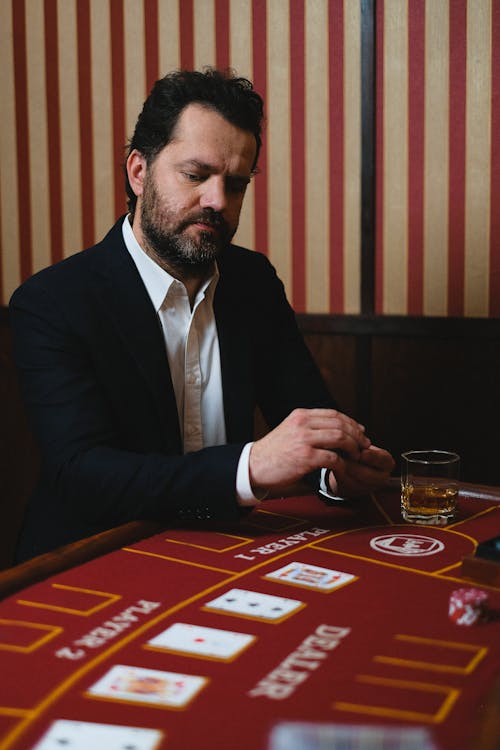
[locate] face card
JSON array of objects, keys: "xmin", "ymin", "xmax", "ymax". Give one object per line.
[
  {"xmin": 31, "ymin": 720, "xmax": 163, "ymax": 750},
  {"xmin": 147, "ymin": 622, "xmax": 255, "ymax": 660},
  {"xmin": 86, "ymin": 664, "xmax": 207, "ymax": 708},
  {"xmin": 264, "ymin": 561, "xmax": 357, "ymax": 592},
  {"xmin": 203, "ymin": 588, "xmax": 304, "ymax": 622}
]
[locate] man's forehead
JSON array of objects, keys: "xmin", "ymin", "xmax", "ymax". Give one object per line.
[
  {"xmin": 166, "ymin": 103, "xmax": 257, "ymax": 163},
  {"xmin": 172, "ymin": 102, "xmax": 233, "ymax": 135}
]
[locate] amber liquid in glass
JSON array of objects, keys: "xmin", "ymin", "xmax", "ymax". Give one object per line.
[{"xmin": 401, "ymin": 483, "xmax": 458, "ymax": 523}]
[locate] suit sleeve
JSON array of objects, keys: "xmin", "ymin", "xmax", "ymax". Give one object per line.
[{"xmin": 9, "ymin": 279, "xmax": 244, "ymax": 539}]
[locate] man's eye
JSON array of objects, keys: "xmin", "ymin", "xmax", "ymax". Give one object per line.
[{"xmin": 182, "ymin": 172, "xmax": 203, "ymax": 182}]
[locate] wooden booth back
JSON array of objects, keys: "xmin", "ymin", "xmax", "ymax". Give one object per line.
[{"xmin": 2, "ymin": 306, "xmax": 499, "ymax": 571}]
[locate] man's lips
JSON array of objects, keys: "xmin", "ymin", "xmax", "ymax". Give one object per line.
[{"xmin": 192, "ymin": 221, "xmax": 218, "ymax": 232}]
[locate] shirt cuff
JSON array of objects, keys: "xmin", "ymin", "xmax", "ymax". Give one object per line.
[
  {"xmin": 236, "ymin": 442, "xmax": 267, "ymax": 507},
  {"xmin": 319, "ymin": 468, "xmax": 348, "ymax": 502}
]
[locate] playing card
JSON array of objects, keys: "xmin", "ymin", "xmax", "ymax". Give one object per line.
[
  {"xmin": 268, "ymin": 722, "xmax": 438, "ymax": 750},
  {"xmin": 31, "ymin": 720, "xmax": 163, "ymax": 750},
  {"xmin": 86, "ymin": 664, "xmax": 207, "ymax": 708},
  {"xmin": 203, "ymin": 588, "xmax": 304, "ymax": 621},
  {"xmin": 147, "ymin": 622, "xmax": 255, "ymax": 660},
  {"xmin": 264, "ymin": 561, "xmax": 356, "ymax": 592}
]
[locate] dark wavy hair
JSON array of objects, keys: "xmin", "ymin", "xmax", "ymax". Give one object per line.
[{"xmin": 125, "ymin": 68, "xmax": 264, "ymax": 214}]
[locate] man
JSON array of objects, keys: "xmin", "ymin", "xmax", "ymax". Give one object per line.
[{"xmin": 10, "ymin": 69, "xmax": 394, "ymax": 562}]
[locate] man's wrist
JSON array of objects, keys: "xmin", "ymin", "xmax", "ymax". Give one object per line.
[
  {"xmin": 236, "ymin": 442, "xmax": 267, "ymax": 506},
  {"xmin": 319, "ymin": 468, "xmax": 347, "ymax": 503}
]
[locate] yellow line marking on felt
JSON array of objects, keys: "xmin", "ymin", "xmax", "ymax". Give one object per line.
[
  {"xmin": 261, "ymin": 572, "xmax": 359, "ymax": 595},
  {"xmin": 201, "ymin": 601, "xmax": 306, "ymax": 625},
  {"xmin": 0, "ymin": 619, "xmax": 63, "ymax": 653},
  {"xmin": 0, "ymin": 708, "xmax": 34, "ymax": 719},
  {"xmin": 17, "ymin": 585, "xmax": 122, "ymax": 616},
  {"xmin": 310, "ymin": 522, "xmax": 481, "ymax": 578},
  {"xmin": 248, "ymin": 508, "xmax": 305, "ymax": 529},
  {"xmin": 373, "ymin": 636, "xmax": 488, "ymax": 675},
  {"xmin": 84, "ymin": 676, "xmax": 210, "ymax": 712},
  {"xmin": 162, "ymin": 533, "xmax": 252, "ymax": 553},
  {"xmin": 0, "ymin": 538, "xmax": 320, "ymax": 750},
  {"xmin": 122, "ymin": 547, "xmax": 236, "ymax": 575},
  {"xmin": 449, "ymin": 503, "xmax": 500, "ymax": 529},
  {"xmin": 3, "ymin": 501, "xmax": 498, "ymax": 747},
  {"xmin": 334, "ymin": 674, "xmax": 460, "ymax": 724},
  {"xmin": 369, "ymin": 493, "xmax": 395, "ymax": 525},
  {"xmin": 143, "ymin": 633, "xmax": 256, "ymax": 663},
  {"xmin": 389, "ymin": 635, "xmax": 488, "ymax": 673},
  {"xmin": 311, "ymin": 545, "xmax": 437, "ymax": 577}
]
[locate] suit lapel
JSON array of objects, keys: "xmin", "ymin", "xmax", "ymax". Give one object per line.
[
  {"xmin": 88, "ymin": 222, "xmax": 256, "ymax": 448},
  {"xmin": 215, "ymin": 254, "xmax": 255, "ymax": 444},
  {"xmin": 89, "ymin": 219, "xmax": 181, "ymax": 448}
]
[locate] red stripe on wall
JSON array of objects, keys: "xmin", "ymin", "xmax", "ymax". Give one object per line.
[
  {"xmin": 110, "ymin": 0, "xmax": 126, "ymax": 219},
  {"xmin": 77, "ymin": 0, "xmax": 95, "ymax": 248},
  {"xmin": 289, "ymin": 0, "xmax": 306, "ymax": 311},
  {"xmin": 144, "ymin": 0, "xmax": 160, "ymax": 90},
  {"xmin": 12, "ymin": 0, "xmax": 32, "ymax": 281},
  {"xmin": 375, "ymin": 0, "xmax": 385, "ymax": 313},
  {"xmin": 407, "ymin": 0, "xmax": 425, "ymax": 314},
  {"xmin": 328, "ymin": 0, "xmax": 344, "ymax": 313},
  {"xmin": 215, "ymin": 0, "xmax": 230, "ymax": 71},
  {"xmin": 44, "ymin": 0, "xmax": 63, "ymax": 265},
  {"xmin": 252, "ymin": 0, "xmax": 269, "ymax": 256},
  {"xmin": 489, "ymin": 0, "xmax": 500, "ymax": 316},
  {"xmin": 179, "ymin": 0, "xmax": 194, "ymax": 70},
  {"xmin": 447, "ymin": 0, "xmax": 466, "ymax": 316}
]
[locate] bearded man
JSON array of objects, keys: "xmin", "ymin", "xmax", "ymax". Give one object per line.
[{"xmin": 10, "ymin": 69, "xmax": 394, "ymax": 562}]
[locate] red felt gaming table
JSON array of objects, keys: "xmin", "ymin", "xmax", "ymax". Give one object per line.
[{"xmin": 0, "ymin": 484, "xmax": 499, "ymax": 750}]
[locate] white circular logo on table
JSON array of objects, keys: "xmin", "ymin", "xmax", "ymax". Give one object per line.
[{"xmin": 370, "ymin": 534, "xmax": 445, "ymax": 557}]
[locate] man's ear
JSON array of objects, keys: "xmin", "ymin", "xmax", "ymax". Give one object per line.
[{"xmin": 126, "ymin": 150, "xmax": 147, "ymax": 198}]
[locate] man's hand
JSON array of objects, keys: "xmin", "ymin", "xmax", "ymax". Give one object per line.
[
  {"xmin": 330, "ymin": 444, "xmax": 396, "ymax": 497},
  {"xmin": 248, "ymin": 408, "xmax": 371, "ymax": 495}
]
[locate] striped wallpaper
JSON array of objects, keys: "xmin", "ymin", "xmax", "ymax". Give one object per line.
[
  {"xmin": 0, "ymin": 0, "xmax": 498, "ymax": 316},
  {"xmin": 377, "ymin": 0, "xmax": 499, "ymax": 317}
]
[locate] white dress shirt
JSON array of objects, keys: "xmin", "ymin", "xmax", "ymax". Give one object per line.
[{"xmin": 122, "ymin": 217, "xmax": 259, "ymax": 505}]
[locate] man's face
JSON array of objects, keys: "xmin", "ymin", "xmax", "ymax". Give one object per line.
[{"xmin": 131, "ymin": 103, "xmax": 257, "ymax": 277}]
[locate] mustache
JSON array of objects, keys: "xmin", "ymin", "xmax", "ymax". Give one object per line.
[{"xmin": 179, "ymin": 210, "xmax": 228, "ymax": 232}]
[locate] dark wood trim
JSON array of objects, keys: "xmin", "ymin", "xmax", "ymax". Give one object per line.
[
  {"xmin": 354, "ymin": 334, "xmax": 372, "ymax": 426},
  {"xmin": 297, "ymin": 313, "xmax": 500, "ymax": 339},
  {"xmin": 1, "ymin": 482, "xmax": 498, "ymax": 600},
  {"xmin": 0, "ymin": 520, "xmax": 165, "ymax": 600},
  {"xmin": 361, "ymin": 0, "xmax": 376, "ymax": 314},
  {"xmin": 4, "ymin": 305, "xmax": 500, "ymax": 338}
]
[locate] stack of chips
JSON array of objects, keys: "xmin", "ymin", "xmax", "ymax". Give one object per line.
[{"xmin": 449, "ymin": 587, "xmax": 489, "ymax": 625}]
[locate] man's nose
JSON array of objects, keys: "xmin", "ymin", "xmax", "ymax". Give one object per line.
[{"xmin": 199, "ymin": 176, "xmax": 227, "ymax": 213}]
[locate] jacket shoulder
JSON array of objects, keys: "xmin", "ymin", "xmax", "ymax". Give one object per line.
[{"xmin": 9, "ymin": 218, "xmax": 126, "ymax": 303}]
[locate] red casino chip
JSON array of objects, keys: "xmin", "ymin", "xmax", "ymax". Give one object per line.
[{"xmin": 449, "ymin": 587, "xmax": 489, "ymax": 626}]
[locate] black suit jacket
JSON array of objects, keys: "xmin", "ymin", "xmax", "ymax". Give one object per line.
[{"xmin": 9, "ymin": 217, "xmax": 335, "ymax": 560}]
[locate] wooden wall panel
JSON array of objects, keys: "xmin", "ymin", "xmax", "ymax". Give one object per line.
[
  {"xmin": 370, "ymin": 335, "xmax": 500, "ymax": 485},
  {"xmin": 299, "ymin": 313, "xmax": 500, "ymax": 486},
  {"xmin": 3, "ymin": 306, "xmax": 498, "ymax": 570}
]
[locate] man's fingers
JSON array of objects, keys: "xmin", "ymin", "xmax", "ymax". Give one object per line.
[{"xmin": 359, "ymin": 445, "xmax": 396, "ymax": 472}]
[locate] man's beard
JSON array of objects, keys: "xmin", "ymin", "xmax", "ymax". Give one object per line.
[{"xmin": 140, "ymin": 175, "xmax": 235, "ymax": 278}]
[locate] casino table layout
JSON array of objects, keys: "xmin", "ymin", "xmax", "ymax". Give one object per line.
[{"xmin": 1, "ymin": 485, "xmax": 500, "ymax": 750}]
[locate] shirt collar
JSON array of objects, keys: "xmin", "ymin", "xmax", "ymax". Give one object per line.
[{"xmin": 122, "ymin": 215, "xmax": 219, "ymax": 311}]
